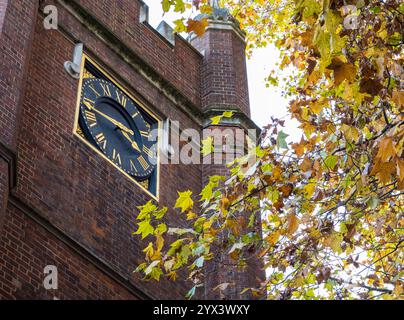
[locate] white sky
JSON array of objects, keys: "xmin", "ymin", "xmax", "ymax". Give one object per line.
[{"xmin": 144, "ymin": 1, "xmax": 301, "ymax": 143}]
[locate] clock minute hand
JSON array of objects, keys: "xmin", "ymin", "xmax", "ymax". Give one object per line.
[{"xmin": 84, "ymin": 101, "xmax": 134, "ymax": 135}]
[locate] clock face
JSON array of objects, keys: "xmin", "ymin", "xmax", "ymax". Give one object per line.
[{"xmin": 79, "ymin": 78, "xmax": 157, "ymax": 180}]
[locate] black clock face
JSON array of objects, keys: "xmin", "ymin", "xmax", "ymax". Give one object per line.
[{"xmin": 79, "ymin": 78, "xmax": 157, "ymax": 180}]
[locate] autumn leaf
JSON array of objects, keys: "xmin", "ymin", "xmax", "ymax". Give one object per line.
[
  {"xmin": 333, "ymin": 63, "xmax": 356, "ymax": 86},
  {"xmin": 134, "ymin": 220, "xmax": 154, "ymax": 239},
  {"xmin": 265, "ymin": 230, "xmax": 281, "ymax": 245},
  {"xmin": 376, "ymin": 137, "xmax": 396, "ymax": 163},
  {"xmin": 133, "ymin": 0, "xmax": 404, "ymax": 300},
  {"xmin": 392, "ymin": 90, "xmax": 404, "ymax": 107},
  {"xmin": 201, "ymin": 137, "xmax": 214, "ymax": 156},
  {"xmin": 174, "ymin": 191, "xmax": 194, "ymax": 213},
  {"xmin": 276, "ymin": 131, "xmax": 289, "ymax": 149},
  {"xmin": 187, "ymin": 18, "xmax": 208, "ymax": 37},
  {"xmin": 286, "ymin": 214, "xmax": 300, "ymax": 236}
]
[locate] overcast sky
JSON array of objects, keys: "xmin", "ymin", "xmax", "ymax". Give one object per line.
[{"xmin": 144, "ymin": 1, "xmax": 301, "ymax": 143}]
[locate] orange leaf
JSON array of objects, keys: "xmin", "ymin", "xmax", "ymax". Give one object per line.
[
  {"xmin": 300, "ymin": 157, "xmax": 313, "ymax": 172},
  {"xmin": 376, "ymin": 137, "xmax": 396, "ymax": 163},
  {"xmin": 187, "ymin": 18, "xmax": 208, "ymax": 37},
  {"xmin": 396, "ymin": 158, "xmax": 404, "ymax": 183},
  {"xmin": 286, "ymin": 214, "xmax": 300, "ymax": 236}
]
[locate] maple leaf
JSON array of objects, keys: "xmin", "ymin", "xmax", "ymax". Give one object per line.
[
  {"xmin": 376, "ymin": 137, "xmax": 396, "ymax": 163},
  {"xmin": 276, "ymin": 131, "xmax": 289, "ymax": 149},
  {"xmin": 134, "ymin": 220, "xmax": 154, "ymax": 239},
  {"xmin": 210, "ymin": 115, "xmax": 222, "ymax": 125},
  {"xmin": 333, "ymin": 63, "xmax": 356, "ymax": 86},
  {"xmin": 187, "ymin": 18, "xmax": 208, "ymax": 37},
  {"xmin": 174, "ymin": 191, "xmax": 194, "ymax": 213},
  {"xmin": 286, "ymin": 214, "xmax": 300, "ymax": 236},
  {"xmin": 201, "ymin": 137, "xmax": 214, "ymax": 156},
  {"xmin": 396, "ymin": 159, "xmax": 404, "ymax": 184},
  {"xmin": 265, "ymin": 230, "xmax": 281, "ymax": 245}
]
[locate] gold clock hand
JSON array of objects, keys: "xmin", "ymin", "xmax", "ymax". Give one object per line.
[
  {"xmin": 121, "ymin": 130, "xmax": 141, "ymax": 153},
  {"xmin": 83, "ymin": 101, "xmax": 134, "ymax": 135}
]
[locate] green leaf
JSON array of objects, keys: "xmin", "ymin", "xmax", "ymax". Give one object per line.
[
  {"xmin": 276, "ymin": 131, "xmax": 289, "ymax": 149},
  {"xmin": 162, "ymin": 0, "xmax": 171, "ymax": 12},
  {"xmin": 194, "ymin": 256, "xmax": 204, "ymax": 268},
  {"xmin": 229, "ymin": 242, "xmax": 245, "ymax": 254},
  {"xmin": 186, "ymin": 286, "xmax": 197, "ymax": 299},
  {"xmin": 324, "ymin": 155, "xmax": 338, "ymax": 170}
]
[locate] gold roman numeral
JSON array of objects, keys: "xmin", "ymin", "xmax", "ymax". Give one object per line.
[
  {"xmin": 89, "ymin": 84, "xmax": 100, "ymax": 97},
  {"xmin": 132, "ymin": 111, "xmax": 139, "ymax": 118},
  {"xmin": 84, "ymin": 97, "xmax": 95, "ymax": 104},
  {"xmin": 137, "ymin": 155, "xmax": 149, "ymax": 170},
  {"xmin": 130, "ymin": 159, "xmax": 138, "ymax": 172},
  {"xmin": 116, "ymin": 91, "xmax": 127, "ymax": 108},
  {"xmin": 83, "ymin": 97, "xmax": 94, "ymax": 110},
  {"xmin": 100, "ymin": 83, "xmax": 111, "ymax": 97},
  {"xmin": 139, "ymin": 130, "xmax": 149, "ymax": 138},
  {"xmin": 142, "ymin": 145, "xmax": 154, "ymax": 158},
  {"xmin": 95, "ymin": 132, "xmax": 107, "ymax": 150},
  {"xmin": 112, "ymin": 148, "xmax": 122, "ymax": 166},
  {"xmin": 85, "ymin": 110, "xmax": 97, "ymax": 127}
]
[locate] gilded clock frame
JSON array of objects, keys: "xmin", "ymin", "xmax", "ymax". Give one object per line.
[{"xmin": 73, "ymin": 54, "xmax": 161, "ymax": 200}]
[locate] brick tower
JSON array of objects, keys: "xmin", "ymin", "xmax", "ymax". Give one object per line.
[
  {"xmin": 0, "ymin": 0, "xmax": 263, "ymax": 299},
  {"xmin": 190, "ymin": 2, "xmax": 264, "ymax": 299}
]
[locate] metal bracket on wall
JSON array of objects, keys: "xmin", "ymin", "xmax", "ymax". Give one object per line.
[{"xmin": 64, "ymin": 43, "xmax": 83, "ymax": 79}]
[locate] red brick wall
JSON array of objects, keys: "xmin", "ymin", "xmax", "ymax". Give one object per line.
[
  {"xmin": 0, "ymin": 160, "xmax": 7, "ymax": 228},
  {"xmin": 201, "ymin": 126, "xmax": 264, "ymax": 299},
  {"xmin": 0, "ymin": 0, "xmax": 38, "ymax": 148},
  {"xmin": 0, "ymin": 0, "xmax": 261, "ymax": 300},
  {"xmin": 74, "ymin": 0, "xmax": 202, "ymax": 107},
  {"xmin": 191, "ymin": 29, "xmax": 250, "ymax": 116},
  {"xmin": 0, "ymin": 206, "xmax": 136, "ymax": 299},
  {"xmin": 0, "ymin": 0, "xmax": 7, "ymax": 32},
  {"xmin": 6, "ymin": 10, "xmax": 201, "ymax": 299}
]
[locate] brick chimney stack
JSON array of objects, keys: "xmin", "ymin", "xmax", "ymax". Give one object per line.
[
  {"xmin": 190, "ymin": 2, "xmax": 250, "ymax": 118},
  {"xmin": 190, "ymin": 2, "xmax": 264, "ymax": 300}
]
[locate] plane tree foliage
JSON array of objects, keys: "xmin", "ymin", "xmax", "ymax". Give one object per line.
[{"xmin": 134, "ymin": 0, "xmax": 404, "ymax": 300}]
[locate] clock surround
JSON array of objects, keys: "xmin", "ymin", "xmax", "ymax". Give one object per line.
[{"xmin": 73, "ymin": 55, "xmax": 160, "ymax": 199}]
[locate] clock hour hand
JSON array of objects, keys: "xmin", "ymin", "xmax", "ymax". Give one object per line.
[
  {"xmin": 121, "ymin": 130, "xmax": 141, "ymax": 153},
  {"xmin": 83, "ymin": 101, "xmax": 134, "ymax": 135}
]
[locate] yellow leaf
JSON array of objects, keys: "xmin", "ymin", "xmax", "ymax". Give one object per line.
[
  {"xmin": 341, "ymin": 124, "xmax": 359, "ymax": 143},
  {"xmin": 324, "ymin": 233, "xmax": 342, "ymax": 253},
  {"xmin": 210, "ymin": 115, "xmax": 223, "ymax": 125},
  {"xmin": 156, "ymin": 234, "xmax": 164, "ymax": 252},
  {"xmin": 143, "ymin": 242, "xmax": 154, "ymax": 260},
  {"xmin": 174, "ymin": 191, "xmax": 194, "ymax": 213},
  {"xmin": 265, "ymin": 230, "xmax": 281, "ymax": 245},
  {"xmin": 304, "ymin": 183, "xmax": 316, "ymax": 198},
  {"xmin": 186, "ymin": 211, "xmax": 197, "ymax": 220},
  {"xmin": 167, "ymin": 271, "xmax": 177, "ymax": 281}
]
